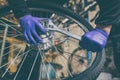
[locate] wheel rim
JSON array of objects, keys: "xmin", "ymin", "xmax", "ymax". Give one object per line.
[{"xmin": 0, "ymin": 7, "xmax": 97, "ymax": 80}]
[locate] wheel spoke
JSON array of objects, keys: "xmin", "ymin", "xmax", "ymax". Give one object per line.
[
  {"xmin": 38, "ymin": 44, "xmax": 62, "ymax": 80},
  {"xmin": 13, "ymin": 49, "xmax": 31, "ymax": 80},
  {"xmin": 48, "ymin": 41, "xmax": 73, "ymax": 77},
  {"xmin": 0, "ymin": 20, "xmax": 22, "ymax": 34},
  {"xmin": 0, "ymin": 47, "xmax": 19, "ymax": 58},
  {"xmin": 27, "ymin": 50, "xmax": 39, "ymax": 80},
  {"xmin": 2, "ymin": 48, "xmax": 22, "ymax": 77},
  {"xmin": 38, "ymin": 44, "xmax": 50, "ymax": 80},
  {"xmin": 0, "ymin": 49, "xmax": 32, "ymax": 70}
]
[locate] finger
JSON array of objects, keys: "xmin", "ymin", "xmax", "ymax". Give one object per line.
[
  {"xmin": 20, "ymin": 22, "xmax": 26, "ymax": 32},
  {"xmin": 22, "ymin": 24, "xmax": 30, "ymax": 43},
  {"xmin": 35, "ymin": 20, "xmax": 46, "ymax": 34},
  {"xmin": 27, "ymin": 30, "xmax": 37, "ymax": 45},
  {"xmin": 24, "ymin": 31, "xmax": 30, "ymax": 43},
  {"xmin": 32, "ymin": 30, "xmax": 43, "ymax": 43}
]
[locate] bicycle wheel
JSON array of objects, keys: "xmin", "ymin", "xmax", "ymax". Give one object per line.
[{"xmin": 0, "ymin": 1, "xmax": 105, "ymax": 80}]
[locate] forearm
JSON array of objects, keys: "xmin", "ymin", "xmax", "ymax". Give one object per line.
[
  {"xmin": 7, "ymin": 0, "xmax": 30, "ymax": 18},
  {"xmin": 95, "ymin": 0, "xmax": 120, "ymax": 35}
]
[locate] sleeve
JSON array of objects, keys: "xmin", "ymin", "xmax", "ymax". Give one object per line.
[
  {"xmin": 95, "ymin": 0, "xmax": 120, "ymax": 26},
  {"xmin": 7, "ymin": 0, "xmax": 30, "ymax": 18}
]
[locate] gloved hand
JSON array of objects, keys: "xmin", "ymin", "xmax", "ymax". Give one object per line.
[
  {"xmin": 20, "ymin": 15, "xmax": 46, "ymax": 45},
  {"xmin": 79, "ymin": 28, "xmax": 108, "ymax": 52}
]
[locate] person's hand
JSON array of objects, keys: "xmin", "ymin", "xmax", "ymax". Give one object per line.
[
  {"xmin": 79, "ymin": 28, "xmax": 108, "ymax": 52},
  {"xmin": 20, "ymin": 15, "xmax": 46, "ymax": 45}
]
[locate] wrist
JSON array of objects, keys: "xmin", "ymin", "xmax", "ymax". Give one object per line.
[
  {"xmin": 96, "ymin": 25, "xmax": 112, "ymax": 34},
  {"xmin": 94, "ymin": 28, "xmax": 109, "ymax": 38}
]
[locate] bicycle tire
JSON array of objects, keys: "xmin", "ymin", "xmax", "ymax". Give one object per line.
[{"xmin": 27, "ymin": 1, "xmax": 106, "ymax": 80}]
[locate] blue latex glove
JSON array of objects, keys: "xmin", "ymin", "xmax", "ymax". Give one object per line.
[
  {"xmin": 20, "ymin": 15, "xmax": 46, "ymax": 45},
  {"xmin": 79, "ymin": 28, "xmax": 108, "ymax": 52}
]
